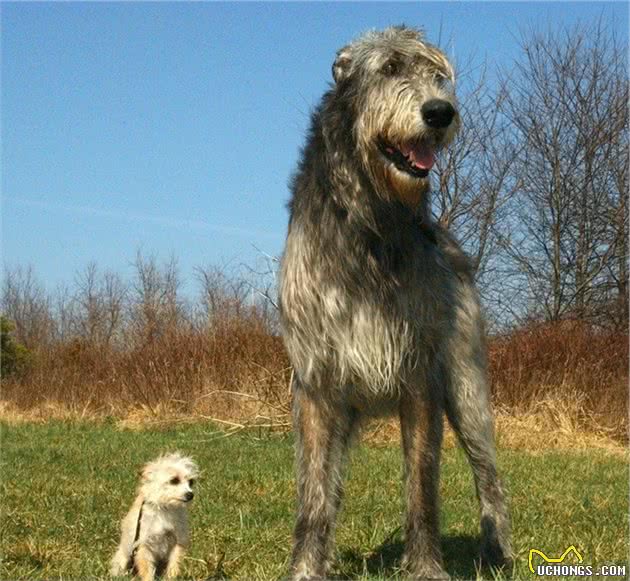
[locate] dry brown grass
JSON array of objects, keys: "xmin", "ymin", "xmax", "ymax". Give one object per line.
[
  {"xmin": 359, "ymin": 411, "xmax": 627, "ymax": 457},
  {"xmin": 2, "ymin": 313, "xmax": 291, "ymax": 418},
  {"xmin": 1, "ymin": 317, "xmax": 627, "ymax": 452},
  {"xmin": 489, "ymin": 320, "xmax": 628, "ymax": 441}
]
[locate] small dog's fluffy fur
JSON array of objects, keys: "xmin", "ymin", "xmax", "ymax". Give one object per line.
[{"xmin": 110, "ymin": 453, "xmax": 199, "ymax": 580}]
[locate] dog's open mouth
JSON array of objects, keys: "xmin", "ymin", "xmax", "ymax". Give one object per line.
[{"xmin": 377, "ymin": 138, "xmax": 435, "ymax": 178}]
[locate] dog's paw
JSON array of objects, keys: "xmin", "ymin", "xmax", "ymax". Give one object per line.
[
  {"xmin": 406, "ymin": 569, "xmax": 450, "ymax": 581},
  {"xmin": 480, "ymin": 515, "xmax": 514, "ymax": 572},
  {"xmin": 480, "ymin": 540, "xmax": 514, "ymax": 573},
  {"xmin": 109, "ymin": 558, "xmax": 129, "ymax": 577},
  {"xmin": 288, "ymin": 565, "xmax": 327, "ymax": 581},
  {"xmin": 402, "ymin": 558, "xmax": 450, "ymax": 581}
]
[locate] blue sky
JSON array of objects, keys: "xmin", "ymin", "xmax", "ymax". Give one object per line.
[{"xmin": 3, "ymin": 2, "xmax": 628, "ymax": 293}]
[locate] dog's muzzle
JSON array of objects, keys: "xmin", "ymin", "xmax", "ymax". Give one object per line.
[
  {"xmin": 377, "ymin": 138, "xmax": 434, "ymax": 178},
  {"xmin": 421, "ymin": 99, "xmax": 456, "ymax": 129}
]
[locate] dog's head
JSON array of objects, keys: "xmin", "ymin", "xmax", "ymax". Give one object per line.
[
  {"xmin": 330, "ymin": 26, "xmax": 459, "ymax": 207},
  {"xmin": 139, "ymin": 452, "xmax": 199, "ymax": 507}
]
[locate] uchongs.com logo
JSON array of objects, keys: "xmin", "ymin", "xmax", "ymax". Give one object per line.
[{"xmin": 528, "ymin": 545, "xmax": 627, "ymax": 577}]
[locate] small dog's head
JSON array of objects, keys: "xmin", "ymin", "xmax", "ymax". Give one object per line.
[{"xmin": 139, "ymin": 452, "xmax": 199, "ymax": 507}]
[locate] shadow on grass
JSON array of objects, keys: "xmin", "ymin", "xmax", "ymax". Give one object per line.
[
  {"xmin": 203, "ymin": 534, "xmax": 492, "ymax": 581},
  {"xmin": 336, "ymin": 533, "xmax": 487, "ymax": 579}
]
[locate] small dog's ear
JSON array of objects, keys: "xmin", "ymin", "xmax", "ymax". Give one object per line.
[
  {"xmin": 332, "ymin": 48, "xmax": 352, "ymax": 84},
  {"xmin": 139, "ymin": 464, "xmax": 154, "ymax": 481}
]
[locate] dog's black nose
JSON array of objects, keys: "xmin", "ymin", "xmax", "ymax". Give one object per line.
[
  {"xmin": 184, "ymin": 491, "xmax": 194, "ymax": 502},
  {"xmin": 421, "ymin": 99, "xmax": 456, "ymax": 128}
]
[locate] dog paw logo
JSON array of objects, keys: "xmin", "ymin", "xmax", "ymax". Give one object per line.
[{"xmin": 528, "ymin": 545, "xmax": 583, "ymax": 574}]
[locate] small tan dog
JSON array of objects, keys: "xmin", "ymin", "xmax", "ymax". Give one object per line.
[{"xmin": 110, "ymin": 453, "xmax": 199, "ymax": 580}]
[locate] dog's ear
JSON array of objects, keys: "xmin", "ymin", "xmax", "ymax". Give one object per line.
[
  {"xmin": 139, "ymin": 464, "xmax": 154, "ymax": 481},
  {"xmin": 332, "ymin": 48, "xmax": 352, "ymax": 84}
]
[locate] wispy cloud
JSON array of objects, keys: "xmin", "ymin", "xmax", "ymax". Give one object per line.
[{"xmin": 6, "ymin": 197, "xmax": 280, "ymax": 240}]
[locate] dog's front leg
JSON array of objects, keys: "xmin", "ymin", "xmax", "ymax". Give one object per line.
[
  {"xmin": 443, "ymin": 354, "xmax": 513, "ymax": 571},
  {"xmin": 109, "ymin": 546, "xmax": 129, "ymax": 577},
  {"xmin": 165, "ymin": 545, "xmax": 185, "ymax": 579},
  {"xmin": 399, "ymin": 390, "xmax": 449, "ymax": 580},
  {"xmin": 290, "ymin": 381, "xmax": 352, "ymax": 581},
  {"xmin": 443, "ymin": 285, "xmax": 513, "ymax": 572}
]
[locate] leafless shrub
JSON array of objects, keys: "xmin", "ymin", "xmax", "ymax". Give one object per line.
[{"xmin": 489, "ymin": 320, "xmax": 628, "ymax": 439}]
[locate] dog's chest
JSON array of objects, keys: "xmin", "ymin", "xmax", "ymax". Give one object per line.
[
  {"xmin": 342, "ymin": 233, "xmax": 454, "ymax": 327},
  {"xmin": 281, "ymin": 226, "xmax": 456, "ymax": 393},
  {"xmin": 140, "ymin": 509, "xmax": 181, "ymax": 557},
  {"xmin": 338, "ymin": 252, "xmax": 451, "ymax": 392}
]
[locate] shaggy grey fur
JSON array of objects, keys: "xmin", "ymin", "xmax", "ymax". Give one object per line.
[{"xmin": 279, "ymin": 26, "xmax": 513, "ymax": 580}]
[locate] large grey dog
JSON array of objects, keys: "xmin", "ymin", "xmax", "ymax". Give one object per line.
[{"xmin": 279, "ymin": 26, "xmax": 513, "ymax": 580}]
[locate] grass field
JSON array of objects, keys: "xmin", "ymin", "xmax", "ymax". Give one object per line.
[{"xmin": 1, "ymin": 420, "xmax": 628, "ymax": 580}]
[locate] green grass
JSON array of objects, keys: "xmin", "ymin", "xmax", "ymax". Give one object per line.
[{"xmin": 1, "ymin": 421, "xmax": 628, "ymax": 580}]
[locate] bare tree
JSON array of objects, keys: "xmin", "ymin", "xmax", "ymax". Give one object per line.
[
  {"xmin": 497, "ymin": 21, "xmax": 628, "ymax": 325},
  {"xmin": 1, "ymin": 265, "xmax": 53, "ymax": 349},
  {"xmin": 52, "ymin": 282, "xmax": 76, "ymax": 343},
  {"xmin": 433, "ymin": 66, "xmax": 520, "ymax": 327},
  {"xmin": 129, "ymin": 252, "xmax": 185, "ymax": 344},
  {"xmin": 72, "ymin": 263, "xmax": 127, "ymax": 346},
  {"xmin": 195, "ymin": 264, "xmax": 251, "ymax": 326},
  {"xmin": 598, "ymin": 35, "xmax": 629, "ymax": 329}
]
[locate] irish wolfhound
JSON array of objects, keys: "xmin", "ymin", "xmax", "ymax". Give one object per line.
[{"xmin": 279, "ymin": 26, "xmax": 513, "ymax": 580}]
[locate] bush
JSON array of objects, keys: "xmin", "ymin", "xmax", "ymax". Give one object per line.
[{"xmin": 1, "ymin": 316, "xmax": 31, "ymax": 377}]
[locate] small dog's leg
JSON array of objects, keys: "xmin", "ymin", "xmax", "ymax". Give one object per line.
[
  {"xmin": 109, "ymin": 546, "xmax": 129, "ymax": 577},
  {"xmin": 165, "ymin": 545, "xmax": 185, "ymax": 579},
  {"xmin": 399, "ymin": 390, "xmax": 449, "ymax": 580},
  {"xmin": 135, "ymin": 546, "xmax": 157, "ymax": 581}
]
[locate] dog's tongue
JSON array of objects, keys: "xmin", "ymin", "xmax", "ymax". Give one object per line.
[{"xmin": 401, "ymin": 142, "xmax": 435, "ymax": 170}]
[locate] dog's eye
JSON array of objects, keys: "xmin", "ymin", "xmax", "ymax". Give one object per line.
[
  {"xmin": 435, "ymin": 73, "xmax": 454, "ymax": 90},
  {"xmin": 189, "ymin": 479, "xmax": 195, "ymax": 487},
  {"xmin": 382, "ymin": 59, "xmax": 401, "ymax": 76},
  {"xmin": 169, "ymin": 477, "xmax": 180, "ymax": 485}
]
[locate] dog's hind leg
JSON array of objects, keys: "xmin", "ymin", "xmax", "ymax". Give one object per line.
[
  {"xmin": 135, "ymin": 546, "xmax": 157, "ymax": 581},
  {"xmin": 290, "ymin": 378, "xmax": 357, "ymax": 581},
  {"xmin": 165, "ymin": 545, "xmax": 185, "ymax": 579}
]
